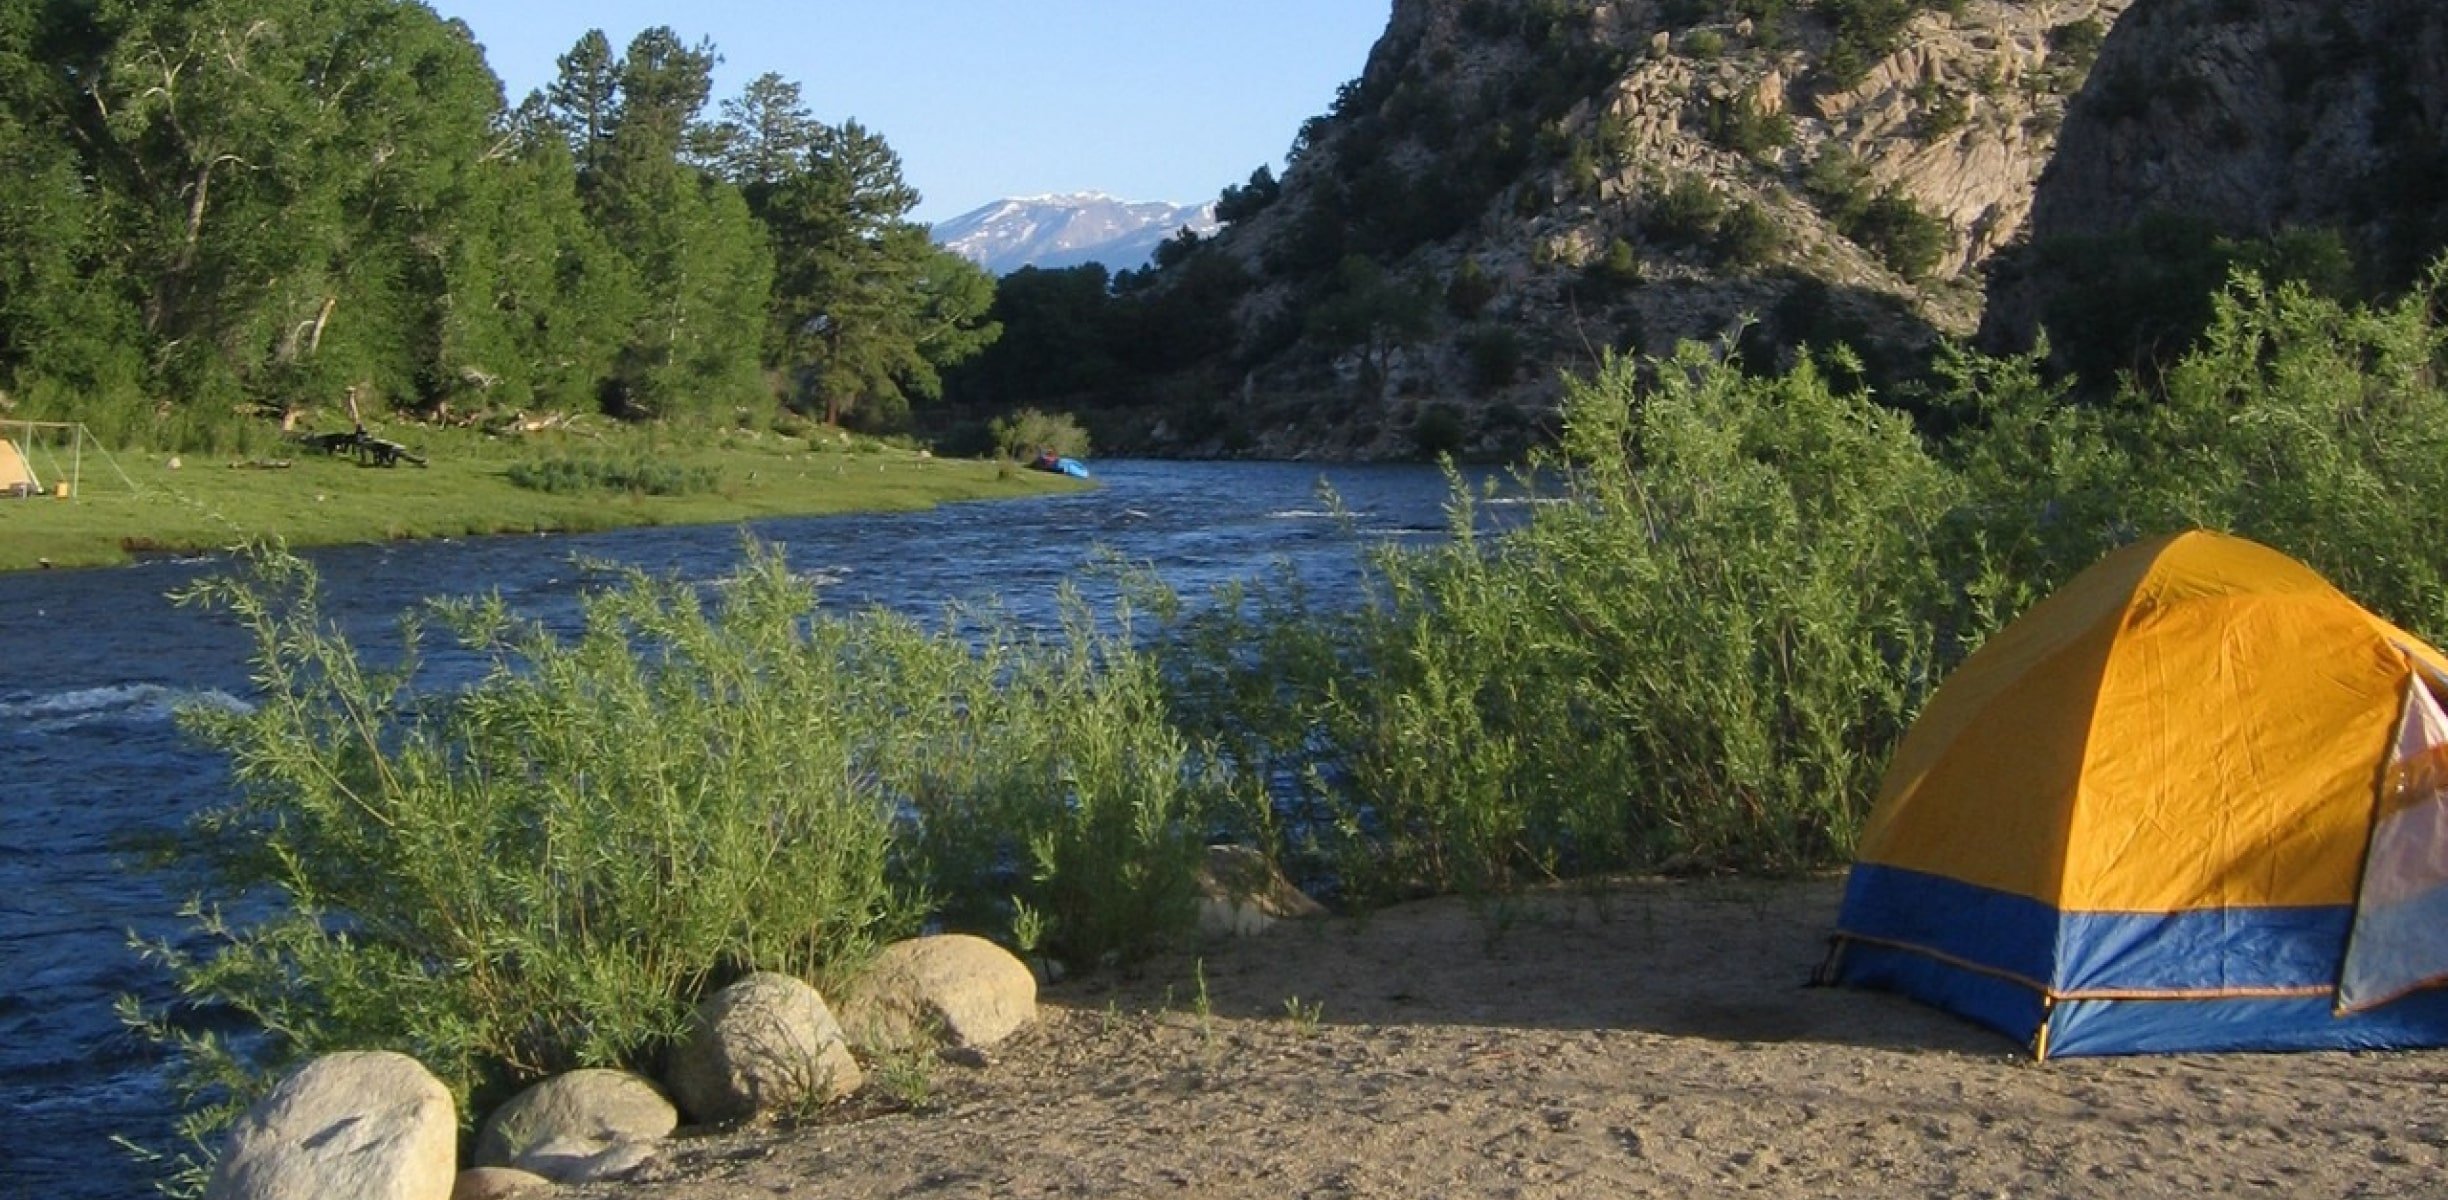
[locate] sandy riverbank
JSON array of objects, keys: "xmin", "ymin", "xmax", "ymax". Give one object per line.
[{"xmin": 564, "ymin": 876, "xmax": 2448, "ymax": 1199}]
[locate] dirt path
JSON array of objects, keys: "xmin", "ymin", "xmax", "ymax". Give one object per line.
[{"xmin": 572, "ymin": 877, "xmax": 2448, "ymax": 1199}]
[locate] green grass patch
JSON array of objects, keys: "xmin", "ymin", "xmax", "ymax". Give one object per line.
[{"xmin": 0, "ymin": 424, "xmax": 1081, "ymax": 572}]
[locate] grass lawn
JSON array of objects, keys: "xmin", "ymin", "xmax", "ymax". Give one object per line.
[{"xmin": 0, "ymin": 422, "xmax": 1083, "ymax": 572}]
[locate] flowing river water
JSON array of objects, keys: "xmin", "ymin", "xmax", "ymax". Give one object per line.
[{"xmin": 0, "ymin": 459, "xmax": 1508, "ymax": 1197}]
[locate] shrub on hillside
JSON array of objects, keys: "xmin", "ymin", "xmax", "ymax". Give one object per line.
[
  {"xmin": 1647, "ymin": 175, "xmax": 1728, "ymax": 248},
  {"xmin": 1703, "ymin": 94, "xmax": 1794, "ymax": 160},
  {"xmin": 1849, "ymin": 186, "xmax": 1952, "ymax": 281},
  {"xmin": 1462, "ymin": 324, "xmax": 1526, "ymax": 393},
  {"xmin": 1715, "ymin": 200, "xmax": 1786, "ymax": 268},
  {"xmin": 1576, "ymin": 237, "xmax": 1644, "ymax": 299},
  {"xmin": 1446, "ymin": 257, "xmax": 1500, "ymax": 318}
]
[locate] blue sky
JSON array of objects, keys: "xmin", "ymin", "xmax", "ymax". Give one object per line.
[{"xmin": 424, "ymin": 2, "xmax": 1393, "ymax": 224}]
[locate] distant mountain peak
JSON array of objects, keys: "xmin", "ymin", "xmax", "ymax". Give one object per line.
[{"xmin": 933, "ymin": 194, "xmax": 1219, "ymax": 275}]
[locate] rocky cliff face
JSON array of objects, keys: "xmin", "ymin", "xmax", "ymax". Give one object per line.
[
  {"xmin": 1134, "ymin": 0, "xmax": 2130, "ymax": 460},
  {"xmin": 1982, "ymin": 0, "xmax": 2448, "ymax": 356}
]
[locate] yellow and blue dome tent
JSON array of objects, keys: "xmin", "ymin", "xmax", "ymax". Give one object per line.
[{"xmin": 1826, "ymin": 530, "xmax": 2448, "ymax": 1056}]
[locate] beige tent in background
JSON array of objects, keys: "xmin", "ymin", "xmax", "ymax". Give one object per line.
[
  {"xmin": 0, "ymin": 420, "xmax": 134, "ymax": 500},
  {"xmin": 0, "ymin": 438, "xmax": 37, "ymax": 495}
]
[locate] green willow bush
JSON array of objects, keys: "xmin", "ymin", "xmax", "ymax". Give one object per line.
[
  {"xmin": 136, "ymin": 541, "xmax": 1226, "ymax": 1154},
  {"xmin": 2121, "ymin": 267, "xmax": 2448, "ymax": 629},
  {"xmin": 857, "ymin": 591, "xmax": 1236, "ymax": 967},
  {"xmin": 987, "ymin": 407, "xmax": 1092, "ymax": 461},
  {"xmin": 1925, "ymin": 262, "xmax": 2448, "ymax": 633},
  {"xmin": 1154, "ymin": 344, "xmax": 1963, "ymax": 898},
  {"xmin": 138, "ymin": 544, "xmax": 916, "ymax": 1138}
]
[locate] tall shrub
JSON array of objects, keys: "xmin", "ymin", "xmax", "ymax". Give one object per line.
[
  {"xmin": 2120, "ymin": 268, "xmax": 2448, "ymax": 630},
  {"xmin": 140, "ymin": 543, "xmax": 917, "ymax": 1136},
  {"xmin": 1161, "ymin": 345, "xmax": 1964, "ymax": 898},
  {"xmin": 881, "ymin": 594, "xmax": 1232, "ymax": 966}
]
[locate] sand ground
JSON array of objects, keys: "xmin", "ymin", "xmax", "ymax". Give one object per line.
[{"xmin": 571, "ymin": 877, "xmax": 2448, "ymax": 1199}]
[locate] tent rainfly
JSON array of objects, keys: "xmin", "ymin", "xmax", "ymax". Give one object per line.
[{"xmin": 1825, "ymin": 530, "xmax": 2448, "ymax": 1056}]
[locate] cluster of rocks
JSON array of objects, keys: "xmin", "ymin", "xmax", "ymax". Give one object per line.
[
  {"xmin": 199, "ymin": 852, "xmax": 1327, "ymax": 1200},
  {"xmin": 201, "ymin": 933, "xmax": 1038, "ymax": 1200}
]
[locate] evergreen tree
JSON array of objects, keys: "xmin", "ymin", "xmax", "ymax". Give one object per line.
[
  {"xmin": 0, "ymin": 3, "xmax": 999, "ymax": 441},
  {"xmin": 566, "ymin": 26, "xmax": 772, "ymax": 421},
  {"xmin": 764, "ymin": 120, "xmax": 996, "ymax": 427},
  {"xmin": 945, "ymin": 265, "xmax": 1123, "ymax": 406},
  {"xmin": 544, "ymin": 30, "xmax": 621, "ymax": 180},
  {"xmin": 702, "ymin": 72, "xmax": 821, "ymax": 206}
]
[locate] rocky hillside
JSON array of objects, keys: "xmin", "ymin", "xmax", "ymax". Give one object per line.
[
  {"xmin": 1123, "ymin": 0, "xmax": 2131, "ymax": 459},
  {"xmin": 1982, "ymin": 0, "xmax": 2448, "ymax": 370}
]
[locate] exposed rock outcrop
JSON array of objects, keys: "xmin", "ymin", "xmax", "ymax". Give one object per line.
[
  {"xmin": 1984, "ymin": 0, "xmax": 2448, "ymax": 353},
  {"xmin": 450, "ymin": 1167, "xmax": 553, "ymax": 1200},
  {"xmin": 1120, "ymin": 0, "xmax": 2131, "ymax": 460}
]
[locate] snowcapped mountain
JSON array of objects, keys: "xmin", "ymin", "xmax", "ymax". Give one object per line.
[{"xmin": 931, "ymin": 192, "xmax": 1219, "ymax": 276}]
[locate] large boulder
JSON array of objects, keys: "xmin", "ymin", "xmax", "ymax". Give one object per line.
[
  {"xmin": 1195, "ymin": 845, "xmax": 1327, "ymax": 937},
  {"xmin": 474, "ymin": 1068, "xmax": 674, "ymax": 1184},
  {"xmin": 838, "ymin": 934, "xmax": 1037, "ymax": 1054},
  {"xmin": 664, "ymin": 972, "xmax": 861, "ymax": 1124},
  {"xmin": 206, "ymin": 1051, "xmax": 457, "ymax": 1200}
]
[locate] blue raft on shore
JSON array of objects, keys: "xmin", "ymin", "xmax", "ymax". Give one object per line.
[{"xmin": 1027, "ymin": 452, "xmax": 1090, "ymax": 478}]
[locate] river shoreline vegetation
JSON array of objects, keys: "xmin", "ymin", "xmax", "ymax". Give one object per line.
[{"xmin": 130, "ymin": 264, "xmax": 2448, "ymax": 1185}]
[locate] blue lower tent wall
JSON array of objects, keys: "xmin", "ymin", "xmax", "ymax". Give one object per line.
[
  {"xmin": 1831, "ymin": 940, "xmax": 2049, "ymax": 1051},
  {"xmin": 1833, "ymin": 864, "xmax": 2448, "ymax": 1056},
  {"xmin": 2047, "ymin": 990, "xmax": 2448, "ymax": 1056}
]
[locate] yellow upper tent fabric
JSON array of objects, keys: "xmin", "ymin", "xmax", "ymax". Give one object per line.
[{"xmin": 1856, "ymin": 529, "xmax": 2448, "ymax": 913}]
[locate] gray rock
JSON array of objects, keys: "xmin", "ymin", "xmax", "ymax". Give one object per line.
[
  {"xmin": 206, "ymin": 1050, "xmax": 457, "ymax": 1200},
  {"xmin": 839, "ymin": 934, "xmax": 1038, "ymax": 1054},
  {"xmin": 474, "ymin": 1068, "xmax": 674, "ymax": 1182},
  {"xmin": 510, "ymin": 1135, "xmax": 659, "ymax": 1184},
  {"xmin": 1195, "ymin": 844, "xmax": 1327, "ymax": 937},
  {"xmin": 451, "ymin": 1167, "xmax": 552, "ymax": 1200},
  {"xmin": 664, "ymin": 972, "xmax": 862, "ymax": 1124}
]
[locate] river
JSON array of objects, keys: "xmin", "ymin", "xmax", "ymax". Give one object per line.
[{"xmin": 0, "ymin": 459, "xmax": 1504, "ymax": 1198}]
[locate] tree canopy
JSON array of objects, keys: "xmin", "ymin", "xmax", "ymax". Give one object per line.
[{"xmin": 0, "ymin": 0, "xmax": 998, "ymax": 445}]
